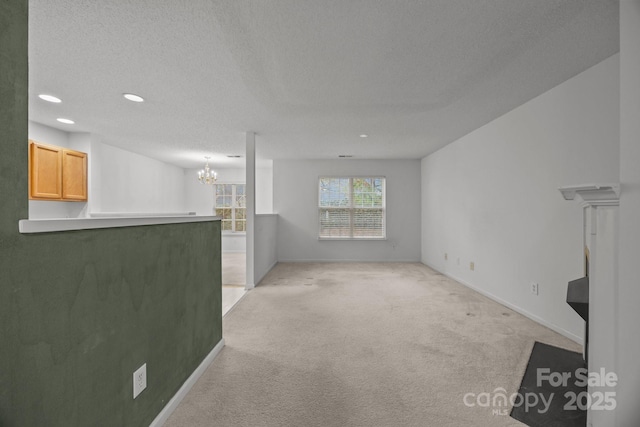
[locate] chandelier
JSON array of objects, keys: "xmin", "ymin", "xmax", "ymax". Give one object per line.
[{"xmin": 197, "ymin": 156, "xmax": 217, "ymax": 185}]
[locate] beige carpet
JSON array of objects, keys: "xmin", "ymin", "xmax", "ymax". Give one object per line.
[{"xmin": 165, "ymin": 262, "xmax": 580, "ymax": 427}]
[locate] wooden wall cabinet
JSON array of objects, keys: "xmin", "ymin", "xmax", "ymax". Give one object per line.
[{"xmin": 29, "ymin": 140, "xmax": 87, "ymax": 201}]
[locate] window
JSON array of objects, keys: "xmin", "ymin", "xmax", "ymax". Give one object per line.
[
  {"xmin": 215, "ymin": 184, "xmax": 246, "ymax": 232},
  {"xmin": 319, "ymin": 177, "xmax": 386, "ymax": 239}
]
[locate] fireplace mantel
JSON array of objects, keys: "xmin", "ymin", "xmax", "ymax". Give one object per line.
[
  {"xmin": 558, "ymin": 183, "xmax": 620, "ymax": 206},
  {"xmin": 559, "ymin": 182, "xmax": 619, "ymax": 426}
]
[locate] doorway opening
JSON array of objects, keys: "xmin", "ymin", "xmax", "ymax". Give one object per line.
[{"xmin": 221, "ymin": 251, "xmax": 246, "ymax": 316}]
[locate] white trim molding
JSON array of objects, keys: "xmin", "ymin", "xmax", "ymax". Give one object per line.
[
  {"xmin": 558, "ymin": 183, "xmax": 620, "ymax": 205},
  {"xmin": 426, "ymin": 263, "xmax": 584, "ymax": 345},
  {"xmin": 149, "ymin": 338, "xmax": 225, "ymax": 427},
  {"xmin": 560, "ymin": 182, "xmax": 619, "ymax": 427}
]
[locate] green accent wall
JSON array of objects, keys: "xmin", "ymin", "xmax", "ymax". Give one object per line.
[{"xmin": 0, "ymin": 1, "xmax": 223, "ymax": 425}]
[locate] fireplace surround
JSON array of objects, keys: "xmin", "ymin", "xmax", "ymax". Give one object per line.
[{"xmin": 559, "ymin": 183, "xmax": 619, "ymax": 426}]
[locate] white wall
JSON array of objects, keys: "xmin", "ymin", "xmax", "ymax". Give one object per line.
[
  {"xmin": 29, "ymin": 121, "xmax": 189, "ymax": 217},
  {"xmin": 184, "ymin": 169, "xmax": 216, "ymax": 216},
  {"xmin": 28, "ymin": 122, "xmax": 88, "ymax": 219},
  {"xmin": 421, "ymin": 55, "xmax": 619, "ymax": 342},
  {"xmin": 274, "ymin": 159, "xmax": 422, "ymax": 262},
  {"xmin": 213, "ymin": 168, "xmax": 247, "ymax": 184},
  {"xmin": 184, "ymin": 165, "xmax": 273, "ymax": 253},
  {"xmin": 617, "ymin": 2, "xmax": 640, "ymax": 425},
  {"xmin": 219, "ymin": 234, "xmax": 244, "ymax": 253},
  {"xmin": 254, "ymin": 214, "xmax": 278, "ymax": 284},
  {"xmin": 256, "ymin": 165, "xmax": 273, "ymax": 214},
  {"xmin": 184, "ymin": 166, "xmax": 273, "ymax": 216},
  {"xmin": 28, "ymin": 120, "xmax": 69, "ymax": 150},
  {"xmin": 185, "ymin": 168, "xmax": 246, "ymax": 252},
  {"xmin": 90, "ymin": 141, "xmax": 186, "ymax": 213}
]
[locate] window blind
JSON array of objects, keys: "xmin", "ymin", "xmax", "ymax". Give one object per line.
[{"xmin": 319, "ymin": 177, "xmax": 386, "ymax": 239}]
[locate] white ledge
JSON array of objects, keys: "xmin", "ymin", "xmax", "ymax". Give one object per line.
[
  {"xmin": 558, "ymin": 183, "xmax": 620, "ymax": 206},
  {"xmin": 89, "ymin": 212, "xmax": 196, "ymax": 218},
  {"xmin": 19, "ymin": 215, "xmax": 220, "ymax": 234}
]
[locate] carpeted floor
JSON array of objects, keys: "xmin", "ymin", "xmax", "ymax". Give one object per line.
[{"xmin": 164, "ymin": 262, "xmax": 581, "ymax": 427}]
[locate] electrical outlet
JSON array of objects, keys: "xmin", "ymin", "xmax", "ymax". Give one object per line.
[
  {"xmin": 133, "ymin": 363, "xmax": 147, "ymax": 399},
  {"xmin": 531, "ymin": 282, "xmax": 539, "ymax": 296},
  {"xmin": 444, "ymin": 253, "xmax": 448, "ymax": 260},
  {"xmin": 470, "ymin": 262, "xmax": 475, "ymax": 271}
]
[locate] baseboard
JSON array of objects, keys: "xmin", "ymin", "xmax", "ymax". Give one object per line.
[
  {"xmin": 223, "ymin": 290, "xmax": 251, "ymax": 317},
  {"xmin": 424, "ymin": 263, "xmax": 583, "ymax": 345},
  {"xmin": 277, "ymin": 259, "xmax": 422, "ymax": 263},
  {"xmin": 149, "ymin": 338, "xmax": 225, "ymax": 427},
  {"xmin": 255, "ymin": 260, "xmax": 278, "ymax": 286}
]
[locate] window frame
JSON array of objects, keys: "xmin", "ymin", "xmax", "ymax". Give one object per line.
[
  {"xmin": 318, "ymin": 176, "xmax": 387, "ymax": 241},
  {"xmin": 214, "ymin": 183, "xmax": 246, "ymax": 234}
]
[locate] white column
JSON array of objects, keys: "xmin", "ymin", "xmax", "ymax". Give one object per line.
[
  {"xmin": 618, "ymin": 2, "xmax": 640, "ymax": 426},
  {"xmin": 559, "ymin": 184, "xmax": 619, "ymax": 426},
  {"xmin": 586, "ymin": 202, "xmax": 618, "ymax": 427},
  {"xmin": 245, "ymin": 132, "xmax": 256, "ymax": 289}
]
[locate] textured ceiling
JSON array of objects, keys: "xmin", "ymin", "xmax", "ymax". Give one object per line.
[{"xmin": 28, "ymin": 0, "xmax": 619, "ymax": 169}]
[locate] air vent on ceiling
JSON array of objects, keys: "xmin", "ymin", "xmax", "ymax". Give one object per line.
[
  {"xmin": 338, "ymin": 155, "xmax": 353, "ymax": 158},
  {"xmin": 227, "ymin": 155, "xmax": 242, "ymax": 158}
]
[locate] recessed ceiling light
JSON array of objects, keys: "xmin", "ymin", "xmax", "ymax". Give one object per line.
[
  {"xmin": 359, "ymin": 134, "xmax": 368, "ymax": 138},
  {"xmin": 123, "ymin": 93, "xmax": 144, "ymax": 102},
  {"xmin": 38, "ymin": 94, "xmax": 62, "ymax": 103},
  {"xmin": 56, "ymin": 118, "xmax": 75, "ymax": 124}
]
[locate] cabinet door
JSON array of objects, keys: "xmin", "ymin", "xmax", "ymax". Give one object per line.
[
  {"xmin": 29, "ymin": 141, "xmax": 62, "ymax": 199},
  {"xmin": 62, "ymin": 149, "xmax": 87, "ymax": 201}
]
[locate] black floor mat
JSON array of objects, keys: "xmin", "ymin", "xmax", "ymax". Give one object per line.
[{"xmin": 510, "ymin": 341, "xmax": 586, "ymax": 427}]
